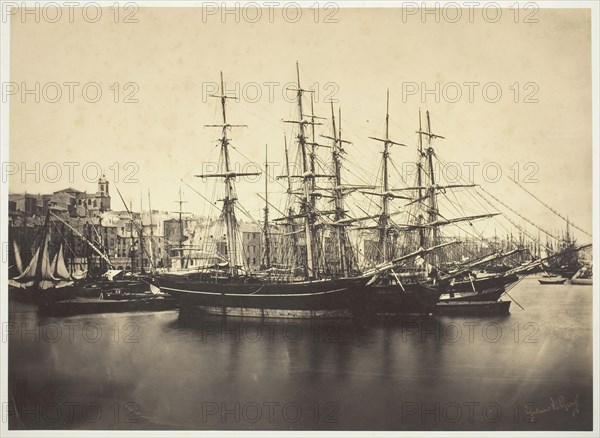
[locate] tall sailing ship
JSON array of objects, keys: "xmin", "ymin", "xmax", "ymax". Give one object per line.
[
  {"xmin": 151, "ymin": 68, "xmax": 373, "ymax": 318},
  {"xmin": 148, "ymin": 64, "xmax": 592, "ymax": 318}
]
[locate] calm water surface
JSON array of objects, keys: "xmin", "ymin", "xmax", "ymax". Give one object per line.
[{"xmin": 7, "ymin": 277, "xmax": 593, "ymax": 431}]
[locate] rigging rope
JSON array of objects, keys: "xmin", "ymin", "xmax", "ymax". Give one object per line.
[{"xmin": 508, "ymin": 176, "xmax": 591, "ymax": 238}]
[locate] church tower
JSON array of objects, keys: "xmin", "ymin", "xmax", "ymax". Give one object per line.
[{"xmin": 97, "ymin": 175, "xmax": 111, "ymax": 212}]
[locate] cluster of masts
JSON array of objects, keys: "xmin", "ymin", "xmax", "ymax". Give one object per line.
[
  {"xmin": 14, "ymin": 63, "xmax": 590, "ymax": 287},
  {"xmin": 198, "ymin": 63, "xmax": 501, "ymax": 281}
]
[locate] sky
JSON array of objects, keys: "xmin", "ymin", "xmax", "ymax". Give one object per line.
[{"xmin": 7, "ymin": 5, "xmax": 594, "ymax": 243}]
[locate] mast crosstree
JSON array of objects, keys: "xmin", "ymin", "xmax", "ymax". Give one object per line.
[{"xmin": 197, "ymin": 72, "xmax": 260, "ymax": 276}]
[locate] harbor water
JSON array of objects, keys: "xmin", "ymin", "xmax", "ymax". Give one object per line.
[{"xmin": 6, "ymin": 277, "xmax": 593, "ymax": 431}]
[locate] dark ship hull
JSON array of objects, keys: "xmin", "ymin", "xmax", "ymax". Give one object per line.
[
  {"xmin": 8, "ymin": 284, "xmax": 80, "ymax": 304},
  {"xmin": 80, "ymin": 278, "xmax": 151, "ymax": 295},
  {"xmin": 439, "ymin": 286, "xmax": 506, "ymax": 303},
  {"xmin": 37, "ymin": 295, "xmax": 177, "ymax": 317},
  {"xmin": 443, "ymin": 273, "xmax": 519, "ymax": 293},
  {"xmin": 152, "ymin": 274, "xmax": 371, "ymax": 319},
  {"xmin": 547, "ymin": 266, "xmax": 579, "ymax": 279}
]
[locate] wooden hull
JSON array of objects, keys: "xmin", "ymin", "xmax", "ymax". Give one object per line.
[
  {"xmin": 427, "ymin": 284, "xmax": 506, "ymax": 303},
  {"xmin": 435, "ymin": 300, "xmax": 511, "ymax": 316},
  {"xmin": 152, "ymin": 275, "xmax": 371, "ymax": 319},
  {"xmin": 538, "ymin": 278, "xmax": 567, "ymax": 285},
  {"xmin": 81, "ymin": 279, "xmax": 150, "ymax": 295},
  {"xmin": 570, "ymin": 278, "xmax": 592, "ymax": 286},
  {"xmin": 446, "ymin": 273, "xmax": 519, "ymax": 293},
  {"xmin": 38, "ymin": 296, "xmax": 177, "ymax": 317}
]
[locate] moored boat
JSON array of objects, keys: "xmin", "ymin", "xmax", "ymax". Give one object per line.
[
  {"xmin": 9, "ymin": 209, "xmax": 82, "ymax": 304},
  {"xmin": 439, "ymin": 286, "xmax": 506, "ymax": 303},
  {"xmin": 538, "ymin": 277, "xmax": 567, "ymax": 285},
  {"xmin": 570, "ymin": 265, "xmax": 592, "ymax": 285},
  {"xmin": 435, "ymin": 300, "xmax": 511, "ymax": 316},
  {"xmin": 156, "ymin": 68, "xmax": 374, "ymax": 319},
  {"xmin": 38, "ymin": 294, "xmax": 177, "ymax": 317},
  {"xmin": 571, "ymin": 278, "xmax": 592, "ymax": 286},
  {"xmin": 154, "ymin": 274, "xmax": 370, "ymax": 319}
]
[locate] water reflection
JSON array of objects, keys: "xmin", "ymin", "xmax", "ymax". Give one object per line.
[{"xmin": 7, "ymin": 278, "xmax": 593, "ymax": 430}]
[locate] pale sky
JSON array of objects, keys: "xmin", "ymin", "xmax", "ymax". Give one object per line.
[{"xmin": 7, "ymin": 6, "xmax": 593, "ymax": 243}]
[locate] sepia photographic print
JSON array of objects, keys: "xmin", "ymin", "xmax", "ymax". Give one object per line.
[{"xmin": 1, "ymin": 1, "xmax": 598, "ymax": 436}]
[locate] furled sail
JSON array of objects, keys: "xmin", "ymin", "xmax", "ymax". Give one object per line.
[
  {"xmin": 12, "ymin": 246, "xmax": 41, "ymax": 282},
  {"xmin": 13, "ymin": 240, "xmax": 23, "ymax": 275},
  {"xmin": 40, "ymin": 236, "xmax": 59, "ymax": 282},
  {"xmin": 9, "ymin": 235, "xmax": 64, "ymax": 289},
  {"xmin": 54, "ymin": 244, "xmax": 71, "ymax": 280}
]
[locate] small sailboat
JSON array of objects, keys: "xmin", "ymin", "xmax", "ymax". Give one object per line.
[
  {"xmin": 9, "ymin": 210, "xmax": 78, "ymax": 303},
  {"xmin": 538, "ymin": 276, "xmax": 567, "ymax": 285},
  {"xmin": 570, "ymin": 265, "xmax": 592, "ymax": 285}
]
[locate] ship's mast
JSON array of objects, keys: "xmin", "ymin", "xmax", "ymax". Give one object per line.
[
  {"xmin": 262, "ymin": 144, "xmax": 272, "ymax": 270},
  {"xmin": 283, "ymin": 135, "xmax": 298, "ymax": 277},
  {"xmin": 367, "ymin": 91, "xmax": 407, "ymax": 263},
  {"xmin": 198, "ymin": 72, "xmax": 257, "ymax": 276},
  {"xmin": 421, "ymin": 110, "xmax": 442, "ymax": 267},
  {"xmin": 329, "ymin": 103, "xmax": 350, "ymax": 276},
  {"xmin": 381, "ymin": 91, "xmax": 391, "ymax": 261},
  {"xmin": 175, "ymin": 188, "xmax": 188, "ymax": 269},
  {"xmin": 129, "ymin": 200, "xmax": 135, "ymax": 272},
  {"xmin": 417, "ymin": 109, "xmax": 425, "ymax": 247},
  {"xmin": 147, "ymin": 189, "xmax": 155, "ymax": 269},
  {"xmin": 22, "ymin": 191, "xmax": 28, "ymax": 261},
  {"xmin": 139, "ymin": 194, "xmax": 145, "ymax": 273},
  {"xmin": 295, "ymin": 62, "xmax": 316, "ymax": 278},
  {"xmin": 220, "ymin": 72, "xmax": 237, "ymax": 275}
]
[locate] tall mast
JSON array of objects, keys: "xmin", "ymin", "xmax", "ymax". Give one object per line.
[
  {"xmin": 22, "ymin": 191, "xmax": 28, "ymax": 260},
  {"xmin": 129, "ymin": 200, "xmax": 135, "ymax": 272},
  {"xmin": 381, "ymin": 91, "xmax": 391, "ymax": 261},
  {"xmin": 417, "ymin": 109, "xmax": 425, "ymax": 247},
  {"xmin": 148, "ymin": 189, "xmax": 155, "ymax": 269},
  {"xmin": 295, "ymin": 62, "xmax": 316, "ymax": 278},
  {"xmin": 330, "ymin": 103, "xmax": 350, "ymax": 276},
  {"xmin": 174, "ymin": 188, "xmax": 190, "ymax": 269},
  {"xmin": 283, "ymin": 135, "xmax": 298, "ymax": 276},
  {"xmin": 198, "ymin": 71, "xmax": 257, "ymax": 276},
  {"xmin": 309, "ymin": 94, "xmax": 317, "ymax": 178},
  {"xmin": 139, "ymin": 194, "xmax": 145, "ymax": 273},
  {"xmin": 368, "ymin": 90, "xmax": 407, "ymax": 263},
  {"xmin": 424, "ymin": 110, "xmax": 440, "ymax": 265},
  {"xmin": 220, "ymin": 71, "xmax": 237, "ymax": 275},
  {"xmin": 262, "ymin": 144, "xmax": 271, "ymax": 270}
]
